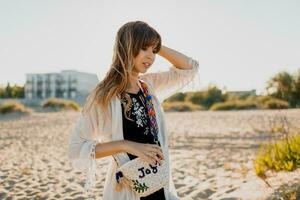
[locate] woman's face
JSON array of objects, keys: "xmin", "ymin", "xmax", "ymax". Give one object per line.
[{"xmin": 132, "ymin": 45, "xmax": 157, "ymax": 74}]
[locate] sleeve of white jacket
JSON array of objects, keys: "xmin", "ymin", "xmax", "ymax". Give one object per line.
[
  {"xmin": 67, "ymin": 106, "xmax": 106, "ymax": 191},
  {"xmin": 141, "ymin": 57, "xmax": 200, "ymax": 102}
]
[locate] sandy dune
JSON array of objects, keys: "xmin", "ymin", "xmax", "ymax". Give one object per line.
[{"xmin": 0, "ymin": 110, "xmax": 300, "ymax": 200}]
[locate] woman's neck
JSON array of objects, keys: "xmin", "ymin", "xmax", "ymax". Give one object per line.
[{"xmin": 126, "ymin": 73, "xmax": 140, "ymax": 92}]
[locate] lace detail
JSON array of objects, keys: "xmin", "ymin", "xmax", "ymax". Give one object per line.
[{"xmin": 84, "ymin": 140, "xmax": 98, "ymax": 199}]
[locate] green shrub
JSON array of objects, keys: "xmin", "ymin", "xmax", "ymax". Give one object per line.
[
  {"xmin": 263, "ymin": 99, "xmax": 289, "ymax": 109},
  {"xmin": 254, "ymin": 134, "xmax": 300, "ymax": 178},
  {"xmin": 162, "ymin": 101, "xmax": 204, "ymax": 112},
  {"xmin": 210, "ymin": 100, "xmax": 259, "ymax": 111},
  {"xmin": 248, "ymin": 95, "xmax": 289, "ymax": 109},
  {"xmin": 42, "ymin": 98, "xmax": 80, "ymax": 111},
  {"xmin": 210, "ymin": 96, "xmax": 289, "ymax": 111},
  {"xmin": 186, "ymin": 92, "xmax": 203, "ymax": 105},
  {"xmin": 186, "ymin": 86, "xmax": 225, "ymax": 109},
  {"xmin": 250, "ymin": 95, "xmax": 274, "ymax": 104},
  {"xmin": 0, "ymin": 101, "xmax": 32, "ymax": 114},
  {"xmin": 164, "ymin": 92, "xmax": 186, "ymax": 102}
]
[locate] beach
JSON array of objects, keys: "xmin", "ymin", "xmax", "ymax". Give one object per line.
[{"xmin": 0, "ymin": 110, "xmax": 300, "ymax": 200}]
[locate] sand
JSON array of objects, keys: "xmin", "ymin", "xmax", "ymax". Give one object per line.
[{"xmin": 0, "ymin": 109, "xmax": 300, "ymax": 200}]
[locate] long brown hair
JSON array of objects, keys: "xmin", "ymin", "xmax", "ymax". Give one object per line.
[{"xmin": 82, "ymin": 21, "xmax": 161, "ymax": 121}]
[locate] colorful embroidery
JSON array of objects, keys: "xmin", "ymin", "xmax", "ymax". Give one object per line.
[{"xmin": 139, "ymin": 80, "xmax": 159, "ymax": 144}]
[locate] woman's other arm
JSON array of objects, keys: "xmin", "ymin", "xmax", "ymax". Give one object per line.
[
  {"xmin": 94, "ymin": 140, "xmax": 125, "ymax": 159},
  {"xmin": 95, "ymin": 140, "xmax": 164, "ymax": 165},
  {"xmin": 158, "ymin": 45, "xmax": 192, "ymax": 70}
]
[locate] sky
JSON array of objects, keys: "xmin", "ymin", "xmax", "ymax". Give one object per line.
[{"xmin": 0, "ymin": 0, "xmax": 299, "ymax": 95}]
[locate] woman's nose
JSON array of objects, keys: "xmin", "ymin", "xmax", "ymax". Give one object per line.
[{"xmin": 147, "ymin": 50, "xmax": 155, "ymax": 58}]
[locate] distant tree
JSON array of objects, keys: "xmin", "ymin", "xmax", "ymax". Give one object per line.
[
  {"xmin": 0, "ymin": 83, "xmax": 25, "ymax": 98},
  {"xmin": 11, "ymin": 84, "xmax": 24, "ymax": 98},
  {"xmin": 4, "ymin": 83, "xmax": 12, "ymax": 98},
  {"xmin": 186, "ymin": 85, "xmax": 225, "ymax": 109},
  {"xmin": 165, "ymin": 92, "xmax": 186, "ymax": 102},
  {"xmin": 0, "ymin": 87, "xmax": 4, "ymax": 98},
  {"xmin": 266, "ymin": 70, "xmax": 300, "ymax": 108},
  {"xmin": 293, "ymin": 69, "xmax": 300, "ymax": 107}
]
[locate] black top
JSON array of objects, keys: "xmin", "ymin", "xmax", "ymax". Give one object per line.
[{"xmin": 121, "ymin": 89, "xmax": 165, "ymax": 200}]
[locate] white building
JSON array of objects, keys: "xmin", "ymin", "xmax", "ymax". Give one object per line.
[
  {"xmin": 25, "ymin": 70, "xmax": 99, "ymax": 105},
  {"xmin": 225, "ymin": 89, "xmax": 256, "ymax": 98}
]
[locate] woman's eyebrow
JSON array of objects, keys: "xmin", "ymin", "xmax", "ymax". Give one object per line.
[{"xmin": 149, "ymin": 44, "xmax": 157, "ymax": 49}]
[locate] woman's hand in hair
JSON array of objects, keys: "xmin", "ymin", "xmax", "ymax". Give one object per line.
[
  {"xmin": 158, "ymin": 45, "xmax": 192, "ymax": 70},
  {"xmin": 122, "ymin": 140, "xmax": 164, "ymax": 165}
]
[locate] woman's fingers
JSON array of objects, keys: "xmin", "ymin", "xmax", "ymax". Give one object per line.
[
  {"xmin": 138, "ymin": 143, "xmax": 164, "ymax": 165},
  {"xmin": 146, "ymin": 144, "xmax": 162, "ymax": 151},
  {"xmin": 147, "ymin": 145, "xmax": 164, "ymax": 160},
  {"xmin": 150, "ymin": 150, "xmax": 164, "ymax": 160},
  {"xmin": 146, "ymin": 151, "xmax": 161, "ymax": 165}
]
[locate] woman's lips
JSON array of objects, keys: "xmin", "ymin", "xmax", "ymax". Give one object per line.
[{"xmin": 143, "ymin": 62, "xmax": 151, "ymax": 67}]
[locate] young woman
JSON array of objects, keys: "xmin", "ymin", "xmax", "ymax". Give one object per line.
[{"xmin": 68, "ymin": 21, "xmax": 199, "ymax": 200}]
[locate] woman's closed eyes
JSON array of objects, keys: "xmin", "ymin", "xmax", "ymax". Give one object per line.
[{"xmin": 141, "ymin": 46, "xmax": 159, "ymax": 54}]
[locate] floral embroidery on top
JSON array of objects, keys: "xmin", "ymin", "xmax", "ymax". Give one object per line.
[
  {"xmin": 131, "ymin": 97, "xmax": 148, "ymax": 128},
  {"xmin": 121, "ymin": 93, "xmax": 150, "ymax": 136},
  {"xmin": 143, "ymin": 126, "xmax": 150, "ymax": 135}
]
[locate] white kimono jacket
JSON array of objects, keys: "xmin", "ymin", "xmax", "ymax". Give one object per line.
[{"xmin": 68, "ymin": 57, "xmax": 199, "ymax": 200}]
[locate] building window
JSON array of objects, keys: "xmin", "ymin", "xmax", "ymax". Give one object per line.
[{"xmin": 71, "ymin": 91, "xmax": 77, "ymax": 98}]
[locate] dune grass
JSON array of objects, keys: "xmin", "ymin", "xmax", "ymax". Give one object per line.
[
  {"xmin": 41, "ymin": 98, "xmax": 80, "ymax": 111},
  {"xmin": 210, "ymin": 100, "xmax": 258, "ymax": 111},
  {"xmin": 0, "ymin": 101, "xmax": 32, "ymax": 114},
  {"xmin": 162, "ymin": 101, "xmax": 205, "ymax": 112},
  {"xmin": 209, "ymin": 97, "xmax": 289, "ymax": 111},
  {"xmin": 254, "ymin": 134, "xmax": 300, "ymax": 178}
]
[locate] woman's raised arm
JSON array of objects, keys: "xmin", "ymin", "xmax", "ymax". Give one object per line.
[
  {"xmin": 158, "ymin": 45, "xmax": 192, "ymax": 70},
  {"xmin": 140, "ymin": 45, "xmax": 199, "ymax": 102}
]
